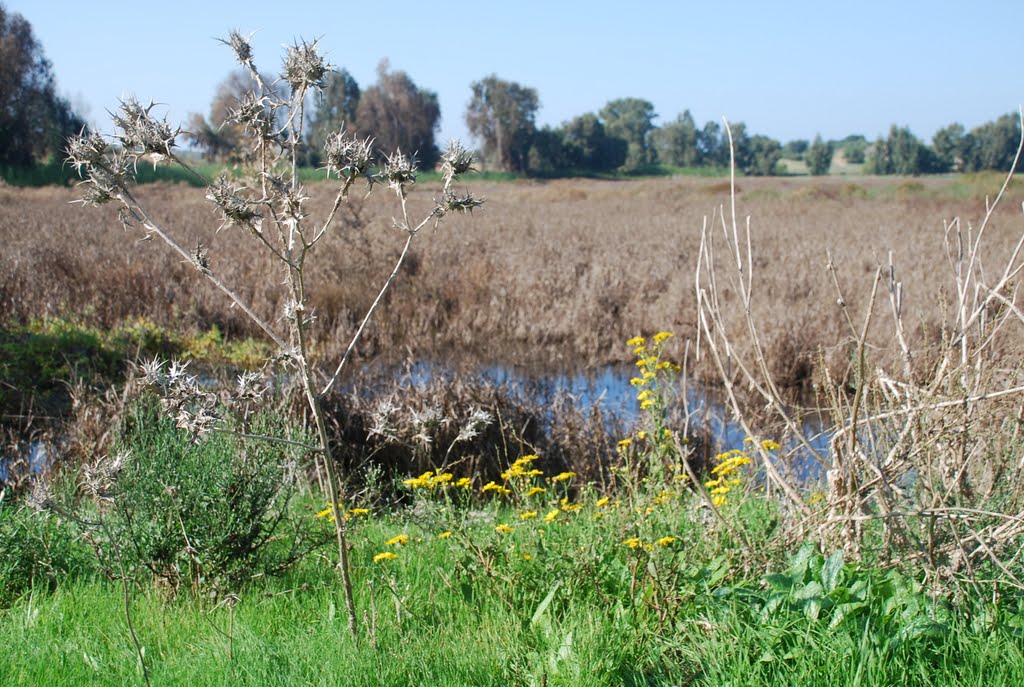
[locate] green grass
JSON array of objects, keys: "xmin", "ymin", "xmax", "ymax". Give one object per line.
[
  {"xmin": 0, "ymin": 316, "xmax": 271, "ymax": 420},
  {"xmin": 2, "ymin": 341, "xmax": 1022, "ymax": 685},
  {"xmin": 2, "ymin": 478, "xmax": 1021, "ymax": 686}
]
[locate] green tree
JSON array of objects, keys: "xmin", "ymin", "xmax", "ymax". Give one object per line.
[
  {"xmin": 306, "ymin": 69, "xmax": 360, "ymax": 165},
  {"xmin": 650, "ymin": 110, "xmax": 699, "ymax": 167},
  {"xmin": 0, "ymin": 4, "xmax": 85, "ymax": 167},
  {"xmin": 962, "ymin": 113, "xmax": 1021, "ymax": 172},
  {"xmin": 355, "ymin": 59, "xmax": 440, "ymax": 169},
  {"xmin": 697, "ymin": 120, "xmax": 727, "ymax": 167},
  {"xmin": 931, "ymin": 123, "xmax": 964, "ymax": 172},
  {"xmin": 866, "ymin": 125, "xmax": 940, "ymax": 175},
  {"xmin": 465, "ymin": 75, "xmax": 539, "ymax": 173},
  {"xmin": 599, "ymin": 97, "xmax": 657, "ymax": 171},
  {"xmin": 526, "ymin": 125, "xmax": 568, "ymax": 174},
  {"xmin": 804, "ymin": 134, "xmax": 833, "ymax": 176},
  {"xmin": 561, "ymin": 112, "xmax": 626, "ymax": 172},
  {"xmin": 741, "ymin": 133, "xmax": 783, "ymax": 176}
]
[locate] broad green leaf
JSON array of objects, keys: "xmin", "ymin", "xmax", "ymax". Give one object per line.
[
  {"xmin": 530, "ymin": 580, "xmax": 562, "ymax": 627},
  {"xmin": 822, "ymin": 549, "xmax": 844, "ymax": 593}
]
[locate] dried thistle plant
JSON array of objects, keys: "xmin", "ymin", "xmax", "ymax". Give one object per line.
[{"xmin": 66, "ymin": 32, "xmax": 483, "ymax": 638}]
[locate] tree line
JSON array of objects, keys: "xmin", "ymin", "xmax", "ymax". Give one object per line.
[
  {"xmin": 0, "ymin": 0, "xmax": 1019, "ymax": 179},
  {"xmin": 184, "ymin": 70, "xmax": 1024, "ymax": 178}
]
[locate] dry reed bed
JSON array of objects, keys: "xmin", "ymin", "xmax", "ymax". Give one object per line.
[{"xmin": 2, "ymin": 174, "xmax": 1022, "ymax": 384}]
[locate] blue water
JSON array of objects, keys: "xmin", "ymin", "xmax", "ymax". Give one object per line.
[
  {"xmin": 375, "ymin": 360, "xmax": 832, "ymax": 481},
  {"xmin": 2, "ymin": 363, "xmax": 833, "ymax": 485}
]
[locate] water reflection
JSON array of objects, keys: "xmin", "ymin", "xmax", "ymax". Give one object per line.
[
  {"xmin": 378, "ymin": 360, "xmax": 831, "ymax": 481},
  {"xmin": 1, "ymin": 362, "xmax": 833, "ymax": 485}
]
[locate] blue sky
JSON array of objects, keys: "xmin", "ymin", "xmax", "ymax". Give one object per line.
[{"xmin": 10, "ymin": 0, "xmax": 1023, "ymax": 148}]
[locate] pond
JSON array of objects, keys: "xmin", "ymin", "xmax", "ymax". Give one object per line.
[{"xmin": 1, "ymin": 362, "xmax": 833, "ymax": 486}]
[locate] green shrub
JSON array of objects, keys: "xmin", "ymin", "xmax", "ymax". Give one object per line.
[
  {"xmin": 95, "ymin": 401, "xmax": 322, "ymax": 592},
  {"xmin": 0, "ymin": 496, "xmax": 93, "ymax": 607}
]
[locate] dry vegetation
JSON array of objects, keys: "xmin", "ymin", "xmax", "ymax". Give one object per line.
[{"xmin": 3, "ymin": 173, "xmax": 1022, "ymax": 386}]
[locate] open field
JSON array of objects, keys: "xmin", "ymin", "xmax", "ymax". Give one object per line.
[
  {"xmin": 3, "ymin": 172, "xmax": 1023, "ymax": 382},
  {"xmin": 3, "ymin": 169, "xmax": 1024, "ymax": 685}
]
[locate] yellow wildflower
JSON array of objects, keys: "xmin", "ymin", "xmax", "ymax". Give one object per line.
[
  {"xmin": 636, "ymin": 390, "xmax": 653, "ymax": 402},
  {"xmin": 656, "ymin": 536, "xmax": 677, "ymax": 547},
  {"xmin": 629, "ymin": 377, "xmax": 647, "ymax": 387},
  {"xmin": 494, "ymin": 523, "xmax": 514, "ymax": 534},
  {"xmin": 550, "ymin": 471, "xmax": 576, "ymax": 483},
  {"xmin": 560, "ymin": 498, "xmax": 582, "ymax": 513},
  {"xmin": 543, "ymin": 509, "xmax": 560, "ymax": 522},
  {"xmin": 349, "ymin": 508, "xmax": 370, "ymax": 517},
  {"xmin": 438, "ymin": 531, "xmax": 452, "ymax": 539},
  {"xmin": 520, "ymin": 511, "xmax": 538, "ymax": 520},
  {"xmin": 482, "ymin": 481, "xmax": 511, "ymax": 495},
  {"xmin": 623, "ymin": 537, "xmax": 643, "ymax": 549},
  {"xmin": 760, "ymin": 439, "xmax": 780, "ymax": 452},
  {"xmin": 526, "ymin": 486, "xmax": 547, "ymax": 497},
  {"xmin": 617, "ymin": 438, "xmax": 632, "ymax": 448},
  {"xmin": 385, "ymin": 534, "xmax": 408, "ymax": 546},
  {"xmin": 595, "ymin": 496, "xmax": 610, "ymax": 507},
  {"xmin": 626, "ymin": 336, "xmax": 645, "ymax": 347},
  {"xmin": 373, "ymin": 552, "xmax": 398, "ymax": 563},
  {"xmin": 455, "ymin": 477, "xmax": 472, "ymax": 489},
  {"xmin": 640, "ymin": 399, "xmax": 655, "ymax": 410},
  {"xmin": 653, "ymin": 331, "xmax": 673, "ymax": 343}
]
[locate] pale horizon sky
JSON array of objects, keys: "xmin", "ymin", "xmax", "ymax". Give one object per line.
[{"xmin": 8, "ymin": 0, "xmax": 1023, "ymax": 150}]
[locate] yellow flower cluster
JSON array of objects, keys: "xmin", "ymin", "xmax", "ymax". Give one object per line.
[
  {"xmin": 315, "ymin": 502, "xmax": 370, "ymax": 523},
  {"xmin": 559, "ymin": 497, "xmax": 583, "ymax": 513},
  {"xmin": 704, "ymin": 449, "xmax": 752, "ymax": 507},
  {"xmin": 500, "ymin": 454, "xmax": 543, "ymax": 481},
  {"xmin": 482, "ymin": 481, "xmax": 512, "ymax": 495},
  {"xmin": 403, "ymin": 470, "xmax": 472, "ymax": 490},
  {"xmin": 623, "ymin": 535, "xmax": 676, "ymax": 550}
]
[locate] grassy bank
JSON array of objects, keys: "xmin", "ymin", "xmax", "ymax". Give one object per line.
[{"xmin": 2, "ymin": 481, "xmax": 1021, "ymax": 686}]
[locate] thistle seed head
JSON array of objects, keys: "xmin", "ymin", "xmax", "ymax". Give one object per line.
[
  {"xmin": 234, "ymin": 371, "xmax": 266, "ymax": 406},
  {"xmin": 26, "ymin": 479, "xmax": 54, "ymax": 513},
  {"xmin": 435, "ymin": 189, "xmax": 485, "ymax": 218},
  {"xmin": 268, "ymin": 175, "xmax": 309, "ymax": 222},
  {"xmin": 83, "ymin": 450, "xmax": 128, "ymax": 503},
  {"xmin": 192, "ymin": 242, "xmax": 210, "ymax": 273},
  {"xmin": 221, "ymin": 30, "xmax": 254, "ymax": 65},
  {"xmin": 382, "ymin": 149, "xmax": 417, "ymax": 190},
  {"xmin": 282, "ymin": 37, "xmax": 330, "ymax": 93},
  {"xmin": 440, "ymin": 139, "xmax": 475, "ymax": 181},
  {"xmin": 112, "ymin": 97, "xmax": 179, "ymax": 162},
  {"xmin": 206, "ymin": 174, "xmax": 263, "ymax": 233},
  {"xmin": 65, "ymin": 130, "xmax": 108, "ymax": 174},
  {"xmin": 323, "ymin": 129, "xmax": 375, "ymax": 181},
  {"xmin": 227, "ymin": 92, "xmax": 276, "ymax": 142}
]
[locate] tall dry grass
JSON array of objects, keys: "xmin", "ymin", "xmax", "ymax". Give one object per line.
[{"xmin": 4, "ymin": 174, "xmax": 1022, "ymax": 384}]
